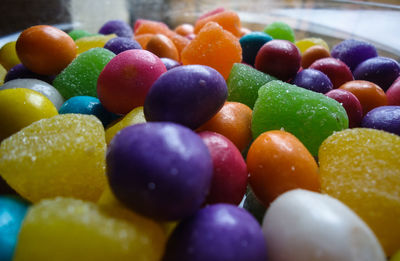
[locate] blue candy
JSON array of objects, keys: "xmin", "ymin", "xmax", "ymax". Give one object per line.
[{"xmin": 239, "ymin": 32, "xmax": 273, "ymax": 66}]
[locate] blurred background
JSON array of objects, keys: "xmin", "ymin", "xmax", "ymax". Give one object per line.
[{"xmin": 0, "ymin": 0, "xmax": 399, "ymax": 59}]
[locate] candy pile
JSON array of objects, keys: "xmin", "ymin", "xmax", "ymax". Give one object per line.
[{"xmin": 0, "ymin": 6, "xmax": 399, "ymax": 261}]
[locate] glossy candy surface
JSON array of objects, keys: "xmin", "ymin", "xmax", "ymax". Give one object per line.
[
  {"xmin": 301, "ymin": 45, "xmax": 330, "ymax": 68},
  {"xmin": 263, "ymin": 21, "xmax": 295, "ymax": 42},
  {"xmin": 145, "ymin": 34, "xmax": 180, "ymax": 61},
  {"xmin": 361, "ymin": 106, "xmax": 400, "ymax": 135},
  {"xmin": 239, "ymin": 31, "xmax": 272, "ymax": 66},
  {"xmin": 292, "ymin": 68, "xmax": 333, "ymax": 94},
  {"xmin": 98, "ymin": 20, "xmax": 133, "ymax": 38},
  {"xmin": 309, "ymin": 57, "xmax": 354, "ymax": 89},
  {"xmin": 104, "ymin": 37, "xmax": 142, "ymax": 54},
  {"xmin": 387, "ymin": 77, "xmax": 400, "ymax": 105},
  {"xmin": 4, "ymin": 64, "xmax": 55, "ymax": 84},
  {"xmin": 0, "ymin": 41, "xmax": 21, "ymax": 70},
  {"xmin": 75, "ymin": 34, "xmax": 116, "ymax": 54}
]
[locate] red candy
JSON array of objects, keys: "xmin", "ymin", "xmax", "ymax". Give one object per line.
[
  {"xmin": 309, "ymin": 57, "xmax": 354, "ymax": 89},
  {"xmin": 387, "ymin": 76, "xmax": 400, "ymax": 106}
]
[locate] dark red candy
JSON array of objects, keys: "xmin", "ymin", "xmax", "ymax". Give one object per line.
[
  {"xmin": 387, "ymin": 77, "xmax": 400, "ymax": 106},
  {"xmin": 309, "ymin": 57, "xmax": 354, "ymax": 89}
]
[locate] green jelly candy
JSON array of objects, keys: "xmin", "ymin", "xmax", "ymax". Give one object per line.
[
  {"xmin": 227, "ymin": 63, "xmax": 276, "ymax": 109},
  {"xmin": 68, "ymin": 29, "xmax": 94, "ymax": 41},
  {"xmin": 252, "ymin": 80, "xmax": 348, "ymax": 156},
  {"xmin": 53, "ymin": 48, "xmax": 115, "ymax": 99},
  {"xmin": 264, "ymin": 21, "xmax": 295, "ymax": 43}
]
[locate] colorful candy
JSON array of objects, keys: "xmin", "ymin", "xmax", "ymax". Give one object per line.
[
  {"xmin": 292, "ymin": 68, "xmax": 333, "ymax": 94},
  {"xmin": 98, "ymin": 20, "xmax": 133, "ymax": 38},
  {"xmin": 239, "ymin": 31, "xmax": 273, "ymax": 66},
  {"xmin": 387, "ymin": 77, "xmax": 400, "ymax": 105},
  {"xmin": 309, "ymin": 57, "xmax": 354, "ymax": 88},
  {"xmin": 104, "ymin": 37, "xmax": 142, "ymax": 54},
  {"xmin": 263, "ymin": 21, "xmax": 295, "ymax": 43},
  {"xmin": 0, "ymin": 41, "xmax": 20, "ymax": 70},
  {"xmin": 361, "ymin": 106, "xmax": 400, "ymax": 135}
]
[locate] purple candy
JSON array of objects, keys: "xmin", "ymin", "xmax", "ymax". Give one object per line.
[
  {"xmin": 331, "ymin": 39, "xmax": 378, "ymax": 71},
  {"xmin": 161, "ymin": 57, "xmax": 181, "ymax": 70},
  {"xmin": 144, "ymin": 65, "xmax": 228, "ymax": 129},
  {"xmin": 4, "ymin": 64, "xmax": 55, "ymax": 84},
  {"xmin": 292, "ymin": 68, "xmax": 333, "ymax": 94},
  {"xmin": 103, "ymin": 37, "xmax": 142, "ymax": 54},
  {"xmin": 163, "ymin": 204, "xmax": 267, "ymax": 261},
  {"xmin": 353, "ymin": 56, "xmax": 400, "ymax": 91},
  {"xmin": 98, "ymin": 20, "xmax": 133, "ymax": 38},
  {"xmin": 361, "ymin": 106, "xmax": 400, "ymax": 135},
  {"xmin": 106, "ymin": 122, "xmax": 213, "ymax": 221}
]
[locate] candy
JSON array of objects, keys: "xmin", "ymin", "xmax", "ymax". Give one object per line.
[
  {"xmin": 0, "ymin": 65, "xmax": 5, "ymax": 85},
  {"xmin": 387, "ymin": 77, "xmax": 400, "ymax": 105},
  {"xmin": 194, "ymin": 10, "xmax": 242, "ymax": 37},
  {"xmin": 353, "ymin": 56, "xmax": 400, "ymax": 91},
  {"xmin": 98, "ymin": 20, "xmax": 133, "ymax": 38},
  {"xmin": 301, "ymin": 45, "xmax": 331, "ymax": 68},
  {"xmin": 53, "ymin": 47, "xmax": 115, "ymax": 99},
  {"xmin": 226, "ymin": 63, "xmax": 276, "ymax": 108},
  {"xmin": 0, "ymin": 88, "xmax": 58, "ymax": 141},
  {"xmin": 4, "ymin": 64, "xmax": 55, "ymax": 84},
  {"xmin": 198, "ymin": 131, "xmax": 247, "ymax": 205},
  {"xmin": 144, "ymin": 65, "xmax": 227, "ymax": 129},
  {"xmin": 174, "ymin": 23, "xmax": 194, "ymax": 36},
  {"xmin": 145, "ymin": 34, "xmax": 180, "ymax": 61},
  {"xmin": 292, "ymin": 68, "xmax": 333, "ymax": 94},
  {"xmin": 0, "ymin": 78, "xmax": 64, "ymax": 109},
  {"xmin": 255, "ymin": 39, "xmax": 301, "ymax": 81},
  {"xmin": 104, "ymin": 37, "xmax": 142, "ymax": 54},
  {"xmin": 106, "ymin": 122, "xmax": 213, "ymax": 221},
  {"xmin": 16, "ymin": 25, "xmax": 76, "ymax": 75},
  {"xmin": 262, "ymin": 189, "xmax": 385, "ymax": 261},
  {"xmin": 319, "ymin": 128, "xmax": 400, "ymax": 255},
  {"xmin": 309, "ymin": 57, "xmax": 354, "ymax": 88},
  {"xmin": 263, "ymin": 21, "xmax": 295, "ymax": 43},
  {"xmin": 134, "ymin": 33, "xmax": 153, "ymax": 48},
  {"xmin": 68, "ymin": 29, "xmax": 94, "ymax": 41},
  {"xmin": 0, "ymin": 41, "xmax": 20, "ymax": 70},
  {"xmin": 239, "ymin": 31, "xmax": 273, "ymax": 66},
  {"xmin": 75, "ymin": 34, "xmax": 116, "ymax": 54},
  {"xmin": 247, "ymin": 130, "xmax": 320, "ymax": 206},
  {"xmin": 181, "ymin": 22, "xmax": 242, "ymax": 80},
  {"xmin": 0, "ymin": 114, "xmax": 107, "ymax": 202},
  {"xmin": 295, "ymin": 37, "xmax": 329, "ymax": 54},
  {"xmin": 160, "ymin": 57, "xmax": 181, "ymax": 70},
  {"xmin": 13, "ymin": 197, "xmax": 165, "ymax": 261},
  {"xmin": 361, "ymin": 106, "xmax": 400, "ymax": 135},
  {"xmin": 163, "ymin": 204, "xmax": 267, "ymax": 261},
  {"xmin": 252, "ymin": 80, "xmax": 348, "ymax": 156},
  {"xmin": 97, "ymin": 49, "xmax": 166, "ymax": 114}
]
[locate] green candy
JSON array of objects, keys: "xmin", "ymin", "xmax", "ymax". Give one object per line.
[
  {"xmin": 227, "ymin": 63, "xmax": 276, "ymax": 109},
  {"xmin": 264, "ymin": 21, "xmax": 295, "ymax": 43},
  {"xmin": 53, "ymin": 48, "xmax": 115, "ymax": 99},
  {"xmin": 252, "ymin": 80, "xmax": 348, "ymax": 156},
  {"xmin": 68, "ymin": 29, "xmax": 95, "ymax": 41}
]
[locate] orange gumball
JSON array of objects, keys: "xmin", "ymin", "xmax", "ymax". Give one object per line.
[
  {"xmin": 16, "ymin": 25, "xmax": 76, "ymax": 75},
  {"xmin": 247, "ymin": 130, "xmax": 320, "ymax": 207},
  {"xmin": 301, "ymin": 45, "xmax": 330, "ymax": 69},
  {"xmin": 146, "ymin": 34, "xmax": 180, "ymax": 61},
  {"xmin": 197, "ymin": 101, "xmax": 252, "ymax": 152}
]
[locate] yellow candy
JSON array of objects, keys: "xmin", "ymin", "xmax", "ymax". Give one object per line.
[
  {"xmin": 105, "ymin": 106, "xmax": 146, "ymax": 144},
  {"xmin": 75, "ymin": 34, "xmax": 117, "ymax": 54},
  {"xmin": 295, "ymin": 37, "xmax": 329, "ymax": 54},
  {"xmin": 14, "ymin": 197, "xmax": 166, "ymax": 261},
  {"xmin": 0, "ymin": 114, "xmax": 107, "ymax": 202},
  {"xmin": 0, "ymin": 64, "xmax": 6, "ymax": 85},
  {"xmin": 390, "ymin": 250, "xmax": 400, "ymax": 261},
  {"xmin": 319, "ymin": 128, "xmax": 400, "ymax": 256},
  {"xmin": 0, "ymin": 88, "xmax": 58, "ymax": 141},
  {"xmin": 0, "ymin": 41, "xmax": 21, "ymax": 70}
]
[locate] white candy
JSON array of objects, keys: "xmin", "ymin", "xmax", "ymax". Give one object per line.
[
  {"xmin": 0, "ymin": 78, "xmax": 64, "ymax": 109},
  {"xmin": 262, "ymin": 189, "xmax": 385, "ymax": 261}
]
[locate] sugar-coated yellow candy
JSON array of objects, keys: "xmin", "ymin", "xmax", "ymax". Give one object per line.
[
  {"xmin": 76, "ymin": 34, "xmax": 116, "ymax": 54},
  {"xmin": 105, "ymin": 106, "xmax": 146, "ymax": 144},
  {"xmin": 0, "ymin": 64, "xmax": 6, "ymax": 85},
  {"xmin": 14, "ymin": 197, "xmax": 166, "ymax": 261},
  {"xmin": 295, "ymin": 37, "xmax": 329, "ymax": 54},
  {"xmin": 319, "ymin": 128, "xmax": 400, "ymax": 256},
  {"xmin": 0, "ymin": 88, "xmax": 58, "ymax": 141},
  {"xmin": 0, "ymin": 114, "xmax": 107, "ymax": 202},
  {"xmin": 0, "ymin": 41, "xmax": 21, "ymax": 70}
]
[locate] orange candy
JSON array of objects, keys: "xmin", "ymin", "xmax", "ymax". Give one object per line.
[
  {"xmin": 247, "ymin": 130, "xmax": 320, "ymax": 206},
  {"xmin": 194, "ymin": 10, "xmax": 242, "ymax": 37},
  {"xmin": 174, "ymin": 24, "xmax": 194, "ymax": 36},
  {"xmin": 181, "ymin": 22, "xmax": 242, "ymax": 79},
  {"xmin": 134, "ymin": 34, "xmax": 153, "ymax": 49},
  {"xmin": 197, "ymin": 101, "xmax": 252, "ymax": 152},
  {"xmin": 339, "ymin": 80, "xmax": 387, "ymax": 116},
  {"xmin": 16, "ymin": 25, "xmax": 76, "ymax": 75},
  {"xmin": 301, "ymin": 45, "xmax": 331, "ymax": 68},
  {"xmin": 146, "ymin": 34, "xmax": 179, "ymax": 61}
]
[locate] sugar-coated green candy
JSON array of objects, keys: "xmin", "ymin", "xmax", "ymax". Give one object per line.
[
  {"xmin": 252, "ymin": 80, "xmax": 348, "ymax": 156},
  {"xmin": 264, "ymin": 21, "xmax": 295, "ymax": 43},
  {"xmin": 68, "ymin": 29, "xmax": 95, "ymax": 41},
  {"xmin": 53, "ymin": 48, "xmax": 115, "ymax": 99},
  {"xmin": 227, "ymin": 63, "xmax": 276, "ymax": 109}
]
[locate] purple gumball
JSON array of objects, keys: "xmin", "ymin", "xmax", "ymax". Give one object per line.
[
  {"xmin": 106, "ymin": 122, "xmax": 213, "ymax": 221},
  {"xmin": 361, "ymin": 106, "xmax": 400, "ymax": 135},
  {"xmin": 163, "ymin": 204, "xmax": 267, "ymax": 261},
  {"xmin": 331, "ymin": 39, "xmax": 378, "ymax": 71},
  {"xmin": 293, "ymin": 68, "xmax": 333, "ymax": 94},
  {"xmin": 98, "ymin": 20, "xmax": 133, "ymax": 38},
  {"xmin": 161, "ymin": 57, "xmax": 181, "ymax": 70},
  {"xmin": 5, "ymin": 64, "xmax": 55, "ymax": 84},
  {"xmin": 144, "ymin": 65, "xmax": 228, "ymax": 129},
  {"xmin": 104, "ymin": 37, "xmax": 142, "ymax": 54}
]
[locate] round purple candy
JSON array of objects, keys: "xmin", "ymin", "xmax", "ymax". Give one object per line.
[
  {"xmin": 353, "ymin": 56, "xmax": 400, "ymax": 91},
  {"xmin": 144, "ymin": 65, "xmax": 227, "ymax": 129},
  {"xmin": 98, "ymin": 20, "xmax": 133, "ymax": 38},
  {"xmin": 106, "ymin": 122, "xmax": 213, "ymax": 221},
  {"xmin": 361, "ymin": 106, "xmax": 400, "ymax": 135},
  {"xmin": 331, "ymin": 39, "xmax": 378, "ymax": 71},
  {"xmin": 163, "ymin": 204, "xmax": 267, "ymax": 261},
  {"xmin": 4, "ymin": 64, "xmax": 55, "ymax": 84},
  {"xmin": 104, "ymin": 37, "xmax": 142, "ymax": 54},
  {"xmin": 160, "ymin": 57, "xmax": 181, "ymax": 70},
  {"xmin": 292, "ymin": 68, "xmax": 333, "ymax": 94}
]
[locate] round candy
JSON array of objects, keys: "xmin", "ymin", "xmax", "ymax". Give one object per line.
[
  {"xmin": 163, "ymin": 204, "xmax": 267, "ymax": 261},
  {"xmin": 5, "ymin": 64, "xmax": 55, "ymax": 84},
  {"xmin": 97, "ymin": 49, "xmax": 166, "ymax": 114},
  {"xmin": 295, "ymin": 37, "xmax": 329, "ymax": 54},
  {"xmin": 309, "ymin": 57, "xmax": 354, "ymax": 89},
  {"xmin": 174, "ymin": 23, "xmax": 194, "ymax": 36},
  {"xmin": 68, "ymin": 29, "xmax": 94, "ymax": 41},
  {"xmin": 387, "ymin": 77, "xmax": 400, "ymax": 105},
  {"xmin": 106, "ymin": 122, "xmax": 213, "ymax": 221},
  {"xmin": 263, "ymin": 189, "xmax": 385, "ymax": 261},
  {"xmin": 239, "ymin": 31, "xmax": 273, "ymax": 66},
  {"xmin": 16, "ymin": 25, "xmax": 76, "ymax": 75},
  {"xmin": 292, "ymin": 68, "xmax": 333, "ymax": 94},
  {"xmin": 160, "ymin": 57, "xmax": 181, "ymax": 70},
  {"xmin": 0, "ymin": 88, "xmax": 58, "ymax": 141},
  {"xmin": 104, "ymin": 37, "xmax": 142, "ymax": 54},
  {"xmin": 144, "ymin": 65, "xmax": 227, "ymax": 129},
  {"xmin": 361, "ymin": 106, "xmax": 400, "ymax": 135},
  {"xmin": 353, "ymin": 56, "xmax": 400, "ymax": 91},
  {"xmin": 0, "ymin": 78, "xmax": 64, "ymax": 109},
  {"xmin": 263, "ymin": 21, "xmax": 295, "ymax": 42},
  {"xmin": 145, "ymin": 34, "xmax": 180, "ymax": 61},
  {"xmin": 301, "ymin": 45, "xmax": 331, "ymax": 68},
  {"xmin": 255, "ymin": 40, "xmax": 301, "ymax": 81},
  {"xmin": 98, "ymin": 20, "xmax": 133, "ymax": 38},
  {"xmin": 198, "ymin": 131, "xmax": 248, "ymax": 205},
  {"xmin": 0, "ymin": 41, "xmax": 21, "ymax": 71}
]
